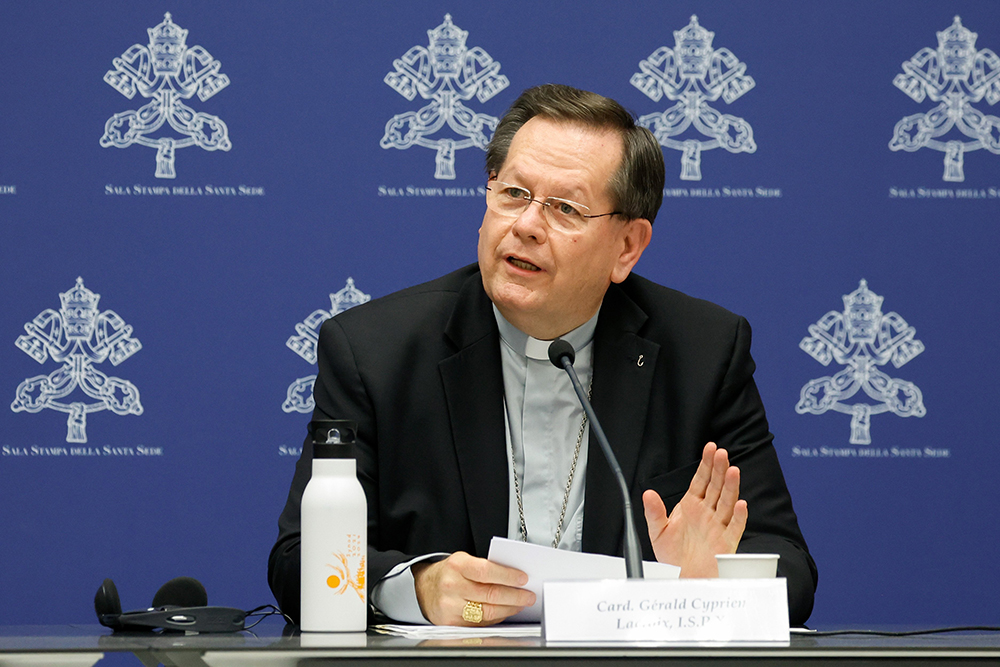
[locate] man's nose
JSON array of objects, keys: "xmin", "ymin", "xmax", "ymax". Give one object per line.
[{"xmin": 511, "ymin": 199, "xmax": 548, "ymax": 242}]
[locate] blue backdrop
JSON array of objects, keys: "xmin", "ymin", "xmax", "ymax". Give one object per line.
[{"xmin": 2, "ymin": 0, "xmax": 999, "ymax": 628}]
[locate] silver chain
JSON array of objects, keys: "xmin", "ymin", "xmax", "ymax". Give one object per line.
[{"xmin": 511, "ymin": 378, "xmax": 592, "ymax": 549}]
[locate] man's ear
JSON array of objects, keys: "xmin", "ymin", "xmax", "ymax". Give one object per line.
[{"xmin": 611, "ymin": 218, "xmax": 652, "ymax": 284}]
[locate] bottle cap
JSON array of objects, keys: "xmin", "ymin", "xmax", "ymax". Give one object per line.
[{"xmin": 309, "ymin": 420, "xmax": 358, "ymax": 459}]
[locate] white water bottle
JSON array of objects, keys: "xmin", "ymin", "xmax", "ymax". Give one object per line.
[{"xmin": 300, "ymin": 420, "xmax": 367, "ymax": 631}]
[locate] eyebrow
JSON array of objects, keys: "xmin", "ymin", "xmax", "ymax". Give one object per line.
[{"xmin": 498, "ymin": 171, "xmax": 591, "ymax": 204}]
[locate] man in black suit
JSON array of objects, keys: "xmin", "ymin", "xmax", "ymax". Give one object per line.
[{"xmin": 270, "ymin": 84, "xmax": 817, "ymax": 627}]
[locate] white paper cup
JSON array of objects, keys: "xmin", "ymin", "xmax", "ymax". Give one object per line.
[{"xmin": 715, "ymin": 553, "xmax": 780, "ymax": 579}]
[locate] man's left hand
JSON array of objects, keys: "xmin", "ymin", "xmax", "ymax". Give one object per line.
[{"xmin": 642, "ymin": 442, "xmax": 747, "ymax": 577}]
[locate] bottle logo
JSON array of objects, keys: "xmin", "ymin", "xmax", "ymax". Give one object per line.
[{"xmin": 325, "ymin": 534, "xmax": 366, "ymax": 600}]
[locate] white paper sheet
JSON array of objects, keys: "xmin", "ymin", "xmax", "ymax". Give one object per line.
[
  {"xmin": 487, "ymin": 537, "xmax": 680, "ymax": 622},
  {"xmin": 372, "ymin": 623, "xmax": 541, "ymax": 639}
]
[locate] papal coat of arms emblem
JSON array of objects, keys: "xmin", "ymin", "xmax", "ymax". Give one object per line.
[
  {"xmin": 796, "ymin": 281, "xmax": 926, "ymax": 445},
  {"xmin": 889, "ymin": 16, "xmax": 1000, "ymax": 182},
  {"xmin": 631, "ymin": 15, "xmax": 756, "ymax": 181},
  {"xmin": 380, "ymin": 14, "xmax": 509, "ymax": 180},
  {"xmin": 101, "ymin": 13, "xmax": 232, "ymax": 178},
  {"xmin": 282, "ymin": 279, "xmax": 371, "ymax": 414},
  {"xmin": 11, "ymin": 278, "xmax": 143, "ymax": 443}
]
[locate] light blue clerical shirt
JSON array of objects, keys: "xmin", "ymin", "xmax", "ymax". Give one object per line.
[
  {"xmin": 370, "ymin": 306, "xmax": 599, "ymax": 623},
  {"xmin": 495, "ymin": 305, "xmax": 597, "ymax": 552}
]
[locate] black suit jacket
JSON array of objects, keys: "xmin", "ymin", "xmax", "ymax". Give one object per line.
[{"xmin": 269, "ymin": 264, "xmax": 817, "ymax": 625}]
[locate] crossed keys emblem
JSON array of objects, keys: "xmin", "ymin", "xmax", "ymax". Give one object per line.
[
  {"xmin": 380, "ymin": 14, "xmax": 509, "ymax": 180},
  {"xmin": 631, "ymin": 15, "xmax": 756, "ymax": 181},
  {"xmin": 889, "ymin": 16, "xmax": 1000, "ymax": 182},
  {"xmin": 796, "ymin": 281, "xmax": 926, "ymax": 445},
  {"xmin": 12, "ymin": 278, "xmax": 143, "ymax": 443},
  {"xmin": 100, "ymin": 13, "xmax": 231, "ymax": 178}
]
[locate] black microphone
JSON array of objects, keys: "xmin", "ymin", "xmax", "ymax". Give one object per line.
[{"xmin": 548, "ymin": 339, "xmax": 644, "ymax": 579}]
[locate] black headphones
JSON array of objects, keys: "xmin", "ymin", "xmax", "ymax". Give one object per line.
[{"xmin": 94, "ymin": 577, "xmax": 245, "ymax": 633}]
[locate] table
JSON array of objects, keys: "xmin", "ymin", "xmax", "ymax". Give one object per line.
[{"xmin": 3, "ymin": 624, "xmax": 1000, "ymax": 666}]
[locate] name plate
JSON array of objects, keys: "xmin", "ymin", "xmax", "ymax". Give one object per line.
[{"xmin": 543, "ymin": 579, "xmax": 789, "ymax": 643}]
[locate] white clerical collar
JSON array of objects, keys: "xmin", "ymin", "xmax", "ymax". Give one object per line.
[{"xmin": 493, "ymin": 305, "xmax": 600, "ymax": 361}]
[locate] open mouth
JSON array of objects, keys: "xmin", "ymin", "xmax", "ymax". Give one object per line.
[{"xmin": 507, "ymin": 256, "xmax": 541, "ymax": 272}]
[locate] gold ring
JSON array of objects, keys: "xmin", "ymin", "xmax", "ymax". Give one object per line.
[{"xmin": 462, "ymin": 600, "xmax": 484, "ymax": 624}]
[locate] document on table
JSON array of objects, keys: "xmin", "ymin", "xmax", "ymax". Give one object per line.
[
  {"xmin": 372, "ymin": 623, "xmax": 541, "ymax": 639},
  {"xmin": 487, "ymin": 537, "xmax": 680, "ymax": 622}
]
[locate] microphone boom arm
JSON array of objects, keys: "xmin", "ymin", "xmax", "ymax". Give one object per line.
[{"xmin": 553, "ymin": 345, "xmax": 644, "ymax": 579}]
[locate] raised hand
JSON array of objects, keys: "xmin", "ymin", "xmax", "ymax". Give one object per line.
[{"xmin": 642, "ymin": 442, "xmax": 748, "ymax": 577}]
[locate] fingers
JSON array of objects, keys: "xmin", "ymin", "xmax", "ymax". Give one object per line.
[
  {"xmin": 687, "ymin": 442, "xmax": 718, "ymax": 498},
  {"xmin": 642, "ymin": 489, "xmax": 669, "ymax": 537},
  {"xmin": 723, "ymin": 499, "xmax": 749, "ymax": 546},
  {"xmin": 642, "ymin": 489, "xmax": 667, "ymax": 522},
  {"xmin": 648, "ymin": 444, "xmax": 747, "ymax": 576},
  {"xmin": 688, "ymin": 442, "xmax": 734, "ymax": 511},
  {"xmin": 459, "ymin": 551, "xmax": 529, "ymax": 589},
  {"xmin": 478, "ymin": 603, "xmax": 534, "ymax": 624},
  {"xmin": 413, "ymin": 552, "xmax": 536, "ymax": 626},
  {"xmin": 458, "ymin": 555, "xmax": 535, "ymax": 625},
  {"xmin": 703, "ymin": 446, "xmax": 731, "ymax": 509},
  {"xmin": 715, "ymin": 465, "xmax": 741, "ymax": 525}
]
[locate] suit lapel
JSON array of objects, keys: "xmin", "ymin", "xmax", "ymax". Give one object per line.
[
  {"xmin": 582, "ymin": 282, "xmax": 660, "ymax": 556},
  {"xmin": 439, "ymin": 273, "xmax": 509, "ymax": 557}
]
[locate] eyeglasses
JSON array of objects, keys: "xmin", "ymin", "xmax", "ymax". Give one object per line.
[{"xmin": 485, "ymin": 181, "xmax": 621, "ymax": 233}]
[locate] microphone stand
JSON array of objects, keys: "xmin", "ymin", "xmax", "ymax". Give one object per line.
[{"xmin": 548, "ymin": 339, "xmax": 644, "ymax": 579}]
